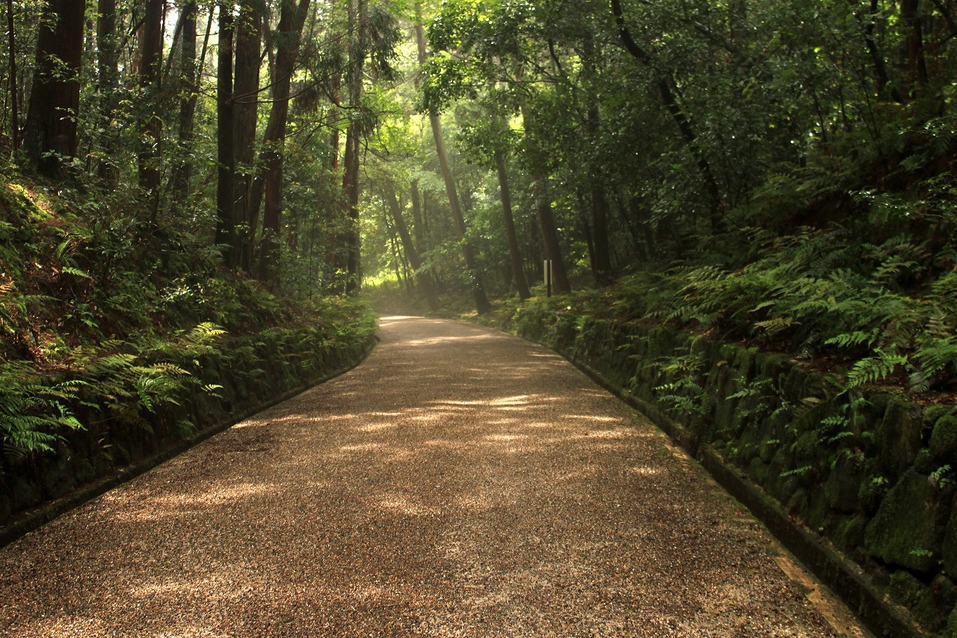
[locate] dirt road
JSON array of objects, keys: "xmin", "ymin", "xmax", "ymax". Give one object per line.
[{"xmin": 0, "ymin": 316, "xmax": 868, "ymax": 636}]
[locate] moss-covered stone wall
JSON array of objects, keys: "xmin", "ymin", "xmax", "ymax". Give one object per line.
[
  {"xmin": 510, "ymin": 308, "xmax": 957, "ymax": 637},
  {"xmin": 0, "ymin": 324, "xmax": 377, "ymax": 540}
]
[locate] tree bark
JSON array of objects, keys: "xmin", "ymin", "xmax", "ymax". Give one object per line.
[
  {"xmin": 6, "ymin": 0, "xmax": 17, "ymax": 148},
  {"xmin": 610, "ymin": 0, "xmax": 724, "ymax": 234},
  {"xmin": 520, "ymin": 103, "xmax": 571, "ymax": 295},
  {"xmin": 862, "ymin": 0, "xmax": 901, "ymax": 102},
  {"xmin": 170, "ymin": 1, "xmax": 198, "ymax": 204},
  {"xmin": 384, "ymin": 179, "xmax": 437, "ymax": 310},
  {"xmin": 581, "ymin": 31, "xmax": 613, "ymax": 285},
  {"xmin": 216, "ymin": 3, "xmax": 236, "ymax": 255},
  {"xmin": 494, "ymin": 149, "xmax": 530, "ymax": 299},
  {"xmin": 415, "ymin": 2, "xmax": 492, "ymax": 314},
  {"xmin": 900, "ymin": 0, "xmax": 929, "ymax": 96},
  {"xmin": 341, "ymin": 0, "xmax": 366, "ymax": 295},
  {"xmin": 258, "ymin": 0, "xmax": 311, "ymax": 287},
  {"xmin": 23, "ymin": 0, "xmax": 87, "ymax": 179},
  {"xmin": 233, "ymin": 1, "xmax": 261, "ymax": 270},
  {"xmin": 138, "ymin": 0, "xmax": 164, "ymax": 220}
]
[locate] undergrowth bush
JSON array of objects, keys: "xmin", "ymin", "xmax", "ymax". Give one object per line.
[{"xmin": 0, "ymin": 166, "xmax": 377, "ymax": 467}]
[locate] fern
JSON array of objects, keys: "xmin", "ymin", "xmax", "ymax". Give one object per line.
[{"xmin": 846, "ymin": 347, "xmax": 911, "ymax": 388}]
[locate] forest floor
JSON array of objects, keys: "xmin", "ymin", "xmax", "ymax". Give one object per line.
[{"xmin": 0, "ymin": 317, "xmax": 871, "ymax": 637}]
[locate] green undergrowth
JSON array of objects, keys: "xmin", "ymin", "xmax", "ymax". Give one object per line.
[
  {"xmin": 0, "ymin": 167, "xmax": 377, "ymax": 522},
  {"xmin": 480, "ymin": 221, "xmax": 957, "ymax": 403}
]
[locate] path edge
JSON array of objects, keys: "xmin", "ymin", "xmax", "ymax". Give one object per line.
[
  {"xmin": 565, "ymin": 349, "xmax": 924, "ymax": 638},
  {"xmin": 0, "ymin": 335, "xmax": 379, "ymax": 549},
  {"xmin": 467, "ymin": 316, "xmax": 926, "ymax": 638}
]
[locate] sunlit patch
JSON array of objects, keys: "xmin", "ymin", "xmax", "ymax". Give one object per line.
[
  {"xmin": 585, "ymin": 428, "xmax": 633, "ymax": 439},
  {"xmin": 338, "ymin": 443, "xmax": 384, "ymax": 453},
  {"xmin": 108, "ymin": 482, "xmax": 273, "ymax": 522},
  {"xmin": 630, "ymin": 466, "xmax": 662, "ymax": 476},
  {"xmin": 565, "ymin": 414, "xmax": 621, "ymax": 423},
  {"xmin": 490, "ymin": 395, "xmax": 532, "ymax": 406},
  {"xmin": 484, "ymin": 433, "xmax": 528, "ymax": 442},
  {"xmin": 377, "ymin": 494, "xmax": 441, "ymax": 517},
  {"xmin": 404, "ymin": 334, "xmax": 502, "ymax": 347},
  {"xmin": 356, "ymin": 421, "xmax": 399, "ymax": 432}
]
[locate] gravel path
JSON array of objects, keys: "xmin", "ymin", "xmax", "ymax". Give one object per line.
[{"xmin": 0, "ymin": 316, "xmax": 869, "ymax": 637}]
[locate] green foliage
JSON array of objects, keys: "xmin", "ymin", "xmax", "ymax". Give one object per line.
[{"xmin": 0, "ymin": 364, "xmax": 84, "ymax": 455}]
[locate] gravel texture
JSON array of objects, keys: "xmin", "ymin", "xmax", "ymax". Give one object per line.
[{"xmin": 0, "ymin": 316, "xmax": 869, "ymax": 637}]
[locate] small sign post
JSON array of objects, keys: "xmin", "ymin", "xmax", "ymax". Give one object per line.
[{"xmin": 544, "ymin": 259, "xmax": 553, "ymax": 297}]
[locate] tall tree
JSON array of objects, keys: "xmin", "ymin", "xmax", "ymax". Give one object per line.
[
  {"xmin": 494, "ymin": 146, "xmax": 530, "ymax": 300},
  {"xmin": 415, "ymin": 2, "xmax": 491, "ymax": 314},
  {"xmin": 95, "ymin": 0, "xmax": 119, "ymax": 184},
  {"xmin": 258, "ymin": 0, "xmax": 311, "ymax": 286},
  {"xmin": 138, "ymin": 0, "xmax": 165, "ymax": 220},
  {"xmin": 216, "ymin": 2, "xmax": 236, "ymax": 256},
  {"xmin": 610, "ymin": 0, "xmax": 724, "ymax": 234},
  {"xmin": 22, "ymin": 0, "xmax": 87, "ymax": 178},
  {"xmin": 581, "ymin": 29, "xmax": 613, "ymax": 285},
  {"xmin": 170, "ymin": 1, "xmax": 200, "ymax": 203},
  {"xmin": 233, "ymin": 0, "xmax": 262, "ymax": 270},
  {"xmin": 383, "ymin": 178, "xmax": 437, "ymax": 309},
  {"xmin": 521, "ymin": 104, "xmax": 571, "ymax": 295},
  {"xmin": 6, "ymin": 0, "xmax": 17, "ymax": 148},
  {"xmin": 341, "ymin": 0, "xmax": 366, "ymax": 294}
]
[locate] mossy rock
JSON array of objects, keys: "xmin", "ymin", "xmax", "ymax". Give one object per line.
[
  {"xmin": 787, "ymin": 488, "xmax": 809, "ymax": 516},
  {"xmin": 938, "ymin": 494, "xmax": 957, "ymax": 577},
  {"xmin": 792, "ymin": 430, "xmax": 824, "ymax": 464},
  {"xmin": 930, "ymin": 416, "xmax": 957, "ymax": 466},
  {"xmin": 748, "ymin": 457, "xmax": 771, "ymax": 487},
  {"xmin": 804, "ymin": 485, "xmax": 832, "ymax": 530},
  {"xmin": 875, "ymin": 398, "xmax": 924, "ymax": 478},
  {"xmin": 865, "ymin": 470, "xmax": 946, "ymax": 575},
  {"xmin": 834, "ymin": 514, "xmax": 868, "ymax": 554},
  {"xmin": 859, "ymin": 474, "xmax": 891, "ymax": 515},
  {"xmin": 732, "ymin": 347, "xmax": 757, "ymax": 382},
  {"xmin": 824, "ymin": 454, "xmax": 863, "ymax": 514},
  {"xmin": 40, "ymin": 452, "xmax": 77, "ymax": 499},
  {"xmin": 887, "ymin": 570, "xmax": 953, "ymax": 631},
  {"xmin": 780, "ymin": 367, "xmax": 809, "ymax": 403}
]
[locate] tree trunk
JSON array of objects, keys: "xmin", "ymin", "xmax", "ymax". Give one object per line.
[
  {"xmin": 494, "ymin": 149, "xmax": 530, "ymax": 299},
  {"xmin": 384, "ymin": 179, "xmax": 437, "ymax": 310},
  {"xmin": 520, "ymin": 103, "xmax": 571, "ymax": 295},
  {"xmin": 138, "ymin": 0, "xmax": 164, "ymax": 220},
  {"xmin": 216, "ymin": 3, "xmax": 236, "ymax": 256},
  {"xmin": 862, "ymin": 0, "xmax": 901, "ymax": 102},
  {"xmin": 6, "ymin": 0, "xmax": 17, "ymax": 148},
  {"xmin": 900, "ymin": 0, "xmax": 929, "ymax": 96},
  {"xmin": 170, "ymin": 1, "xmax": 198, "ymax": 204},
  {"xmin": 415, "ymin": 3, "xmax": 491, "ymax": 314},
  {"xmin": 23, "ymin": 0, "xmax": 86, "ymax": 179},
  {"xmin": 341, "ymin": 0, "xmax": 366, "ymax": 295},
  {"xmin": 258, "ymin": 0, "xmax": 311, "ymax": 287},
  {"xmin": 95, "ymin": 0, "xmax": 119, "ymax": 184},
  {"xmin": 610, "ymin": 0, "xmax": 724, "ymax": 235},
  {"xmin": 233, "ymin": 1, "xmax": 261, "ymax": 270}
]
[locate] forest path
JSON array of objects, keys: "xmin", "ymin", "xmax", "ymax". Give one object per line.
[{"xmin": 0, "ymin": 316, "xmax": 868, "ymax": 637}]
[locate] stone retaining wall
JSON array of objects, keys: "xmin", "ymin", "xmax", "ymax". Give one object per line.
[
  {"xmin": 0, "ymin": 326, "xmax": 377, "ymax": 542},
  {"xmin": 512, "ymin": 308, "xmax": 957, "ymax": 637}
]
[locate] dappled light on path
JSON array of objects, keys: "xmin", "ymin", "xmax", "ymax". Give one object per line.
[{"xmin": 0, "ymin": 316, "xmax": 861, "ymax": 637}]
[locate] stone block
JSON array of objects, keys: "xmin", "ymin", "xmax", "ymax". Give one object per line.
[
  {"xmin": 865, "ymin": 470, "xmax": 945, "ymax": 575},
  {"xmin": 876, "ymin": 398, "xmax": 925, "ymax": 478},
  {"xmin": 930, "ymin": 415, "xmax": 957, "ymax": 466},
  {"xmin": 825, "ymin": 454, "xmax": 863, "ymax": 514}
]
